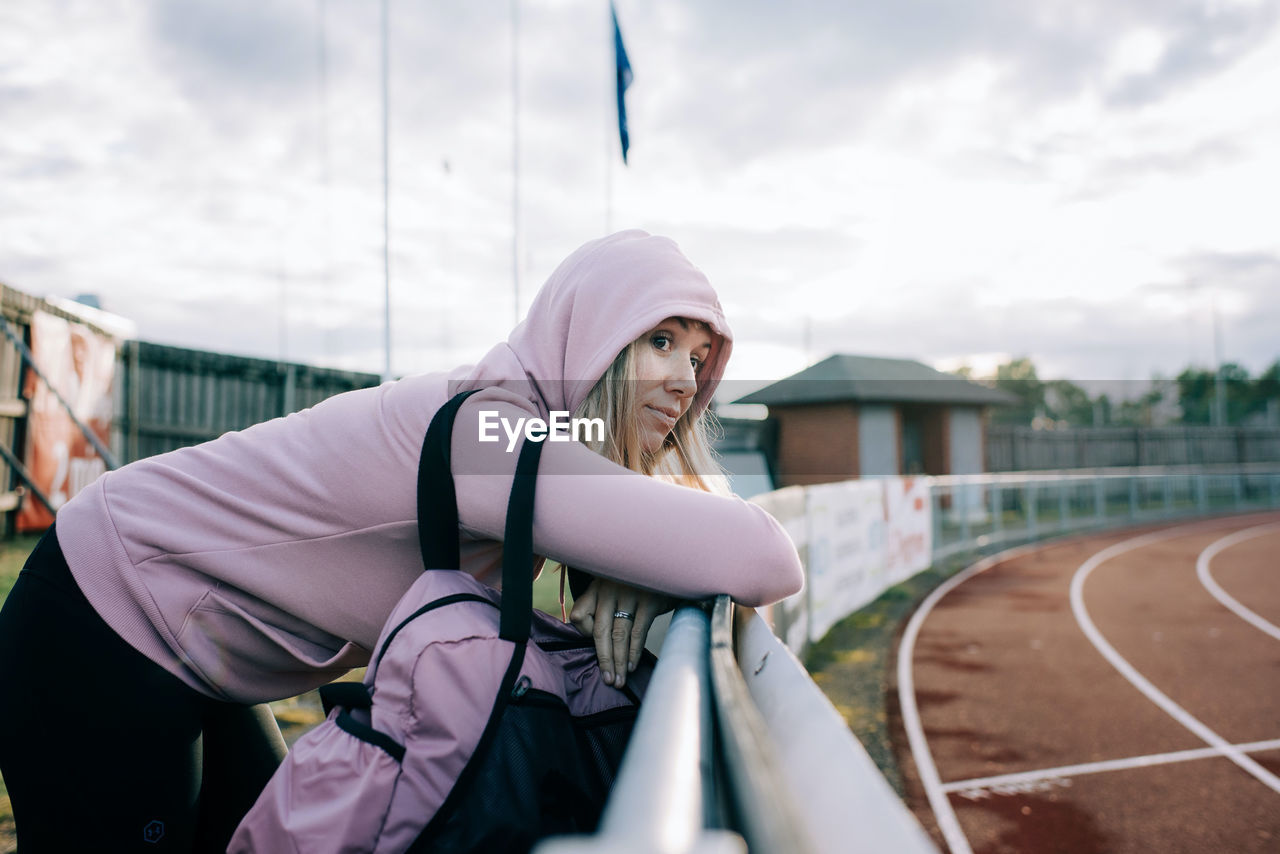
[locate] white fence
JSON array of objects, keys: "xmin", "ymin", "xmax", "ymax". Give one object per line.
[{"xmin": 755, "ymin": 465, "xmax": 1280, "ymax": 656}]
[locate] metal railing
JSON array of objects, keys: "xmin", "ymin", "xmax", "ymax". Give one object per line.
[
  {"xmin": 930, "ymin": 465, "xmax": 1280, "ymax": 561},
  {"xmin": 540, "ymin": 599, "xmax": 939, "ymax": 854},
  {"xmin": 537, "ymin": 605, "xmax": 745, "ymax": 854},
  {"xmin": 556, "ymin": 465, "xmax": 1280, "ymax": 853}
]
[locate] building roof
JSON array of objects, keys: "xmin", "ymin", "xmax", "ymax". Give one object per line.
[{"xmin": 732, "ymin": 354, "xmax": 1018, "ymax": 407}]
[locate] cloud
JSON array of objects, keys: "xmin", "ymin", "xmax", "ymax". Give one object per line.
[
  {"xmin": 1178, "ymin": 248, "xmax": 1280, "ymax": 282},
  {"xmin": 146, "ymin": 0, "xmax": 318, "ymax": 104},
  {"xmin": 2, "ymin": 0, "xmax": 1278, "ymax": 389},
  {"xmin": 638, "ymin": 0, "xmax": 1280, "ymax": 166},
  {"xmin": 1069, "ymin": 136, "xmax": 1245, "ymax": 201},
  {"xmin": 1104, "ymin": 1, "xmax": 1280, "ymax": 107},
  {"xmin": 727, "ymin": 273, "xmax": 1279, "ymax": 383}
]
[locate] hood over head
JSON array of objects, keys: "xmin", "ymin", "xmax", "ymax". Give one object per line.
[{"xmin": 451, "ymin": 230, "xmax": 733, "ymax": 418}]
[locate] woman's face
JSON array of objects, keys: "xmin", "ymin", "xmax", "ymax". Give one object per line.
[{"xmin": 633, "ymin": 316, "xmax": 714, "ymax": 454}]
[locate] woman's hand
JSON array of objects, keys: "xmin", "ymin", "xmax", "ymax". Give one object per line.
[{"xmin": 569, "ymin": 577, "xmax": 675, "ymax": 689}]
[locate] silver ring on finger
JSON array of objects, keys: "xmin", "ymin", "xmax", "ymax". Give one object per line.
[{"xmin": 613, "ymin": 610, "xmax": 635, "ymax": 621}]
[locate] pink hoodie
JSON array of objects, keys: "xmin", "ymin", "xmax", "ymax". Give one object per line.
[{"xmin": 55, "ymin": 231, "xmax": 803, "ymax": 703}]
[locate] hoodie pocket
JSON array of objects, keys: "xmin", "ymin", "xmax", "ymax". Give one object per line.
[{"xmin": 176, "ymin": 588, "xmax": 369, "ymax": 703}]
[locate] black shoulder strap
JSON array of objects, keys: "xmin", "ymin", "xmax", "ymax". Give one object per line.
[
  {"xmin": 417, "ymin": 390, "xmax": 479, "ymax": 570},
  {"xmin": 499, "ymin": 435, "xmax": 543, "ymax": 642},
  {"xmin": 416, "ymin": 389, "xmax": 545, "ymax": 642}
]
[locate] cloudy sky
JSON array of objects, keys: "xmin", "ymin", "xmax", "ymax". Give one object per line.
[{"xmin": 3, "ymin": 0, "xmax": 1279, "ymax": 395}]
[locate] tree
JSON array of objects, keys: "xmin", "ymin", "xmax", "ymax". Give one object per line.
[
  {"xmin": 1244, "ymin": 361, "xmax": 1280, "ymax": 425},
  {"xmin": 1176, "ymin": 362, "xmax": 1264, "ymax": 425},
  {"xmin": 958, "ymin": 356, "xmax": 1278, "ymax": 428},
  {"xmin": 1044, "ymin": 379, "xmax": 1094, "ymax": 425},
  {"xmin": 1176, "ymin": 367, "xmax": 1215, "ymax": 424},
  {"xmin": 991, "ymin": 357, "xmax": 1044, "ymax": 425}
]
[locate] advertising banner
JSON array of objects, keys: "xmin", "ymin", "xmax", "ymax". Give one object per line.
[
  {"xmin": 803, "ymin": 479, "xmax": 885, "ymax": 642},
  {"xmin": 17, "ymin": 310, "xmax": 117, "ymax": 531},
  {"xmin": 882, "ymin": 477, "xmax": 932, "ymax": 584},
  {"xmin": 752, "ymin": 476, "xmax": 935, "ymax": 653},
  {"xmin": 751, "ymin": 485, "xmax": 810, "ymax": 652}
]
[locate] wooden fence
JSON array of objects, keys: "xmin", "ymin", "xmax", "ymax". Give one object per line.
[
  {"xmin": 986, "ymin": 424, "xmax": 1280, "ymax": 471},
  {"xmin": 1, "ymin": 283, "xmax": 380, "ymax": 534},
  {"xmin": 118, "ymin": 342, "xmax": 379, "ymax": 463}
]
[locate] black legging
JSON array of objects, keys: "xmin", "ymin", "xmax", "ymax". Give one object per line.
[{"xmin": 0, "ymin": 526, "xmax": 287, "ymax": 852}]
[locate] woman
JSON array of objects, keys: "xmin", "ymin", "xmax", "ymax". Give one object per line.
[{"xmin": 0, "ymin": 230, "xmax": 803, "ymax": 852}]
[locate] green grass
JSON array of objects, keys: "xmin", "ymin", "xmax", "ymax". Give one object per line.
[
  {"xmin": 0, "ymin": 533, "xmax": 40, "ymax": 851},
  {"xmin": 804, "ymin": 553, "xmax": 972, "ymax": 798},
  {"xmin": 0, "ymin": 534, "xmax": 41, "ymax": 604}
]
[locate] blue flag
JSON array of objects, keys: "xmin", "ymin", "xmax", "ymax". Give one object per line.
[{"xmin": 612, "ymin": 3, "xmax": 632, "ymax": 164}]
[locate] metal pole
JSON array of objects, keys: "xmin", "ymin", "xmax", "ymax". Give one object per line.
[
  {"xmin": 316, "ymin": 0, "xmax": 334, "ymax": 360},
  {"xmin": 0, "ymin": 442, "xmax": 56, "ymax": 516},
  {"xmin": 990, "ymin": 482, "xmax": 1003, "ymax": 538},
  {"xmin": 1026, "ymin": 483, "xmax": 1038, "ymax": 538},
  {"xmin": 381, "ymin": 0, "xmax": 392, "ymax": 382},
  {"xmin": 1212, "ymin": 294, "xmax": 1225, "ymax": 427},
  {"xmin": 603, "ymin": 0, "xmax": 613, "ymax": 234},
  {"xmin": 511, "ymin": 0, "xmax": 521, "ymax": 325}
]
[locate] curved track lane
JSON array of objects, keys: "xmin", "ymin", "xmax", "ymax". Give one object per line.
[{"xmin": 895, "ymin": 513, "xmax": 1280, "ymax": 854}]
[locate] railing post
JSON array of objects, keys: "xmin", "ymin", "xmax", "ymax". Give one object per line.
[
  {"xmin": 1094, "ymin": 478, "xmax": 1105, "ymax": 524},
  {"xmin": 128, "ymin": 338, "xmax": 141, "ymax": 464},
  {"xmin": 1128, "ymin": 476, "xmax": 1138, "ymax": 520},
  {"xmin": 990, "ymin": 483, "xmax": 1003, "ymax": 538},
  {"xmin": 1058, "ymin": 482, "xmax": 1069, "ymax": 531},
  {"xmin": 958, "ymin": 482, "xmax": 971, "ymax": 544},
  {"xmin": 932, "ymin": 487, "xmax": 943, "ymax": 556},
  {"xmin": 1026, "ymin": 482, "xmax": 1037, "ymax": 539},
  {"xmin": 1197, "ymin": 473, "xmax": 1208, "ymax": 514}
]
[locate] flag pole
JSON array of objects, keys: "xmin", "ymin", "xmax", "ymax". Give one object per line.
[
  {"xmin": 316, "ymin": 0, "xmax": 333, "ymax": 360},
  {"xmin": 608, "ymin": 1, "xmax": 631, "ymax": 232},
  {"xmin": 511, "ymin": 0, "xmax": 521, "ymax": 325},
  {"xmin": 380, "ymin": 0, "xmax": 392, "ymax": 381},
  {"xmin": 604, "ymin": 0, "xmax": 613, "ymax": 234}
]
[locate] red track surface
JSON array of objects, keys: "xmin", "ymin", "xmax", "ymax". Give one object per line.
[{"xmin": 893, "ymin": 513, "xmax": 1280, "ymax": 854}]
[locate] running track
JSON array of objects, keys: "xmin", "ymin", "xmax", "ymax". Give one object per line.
[{"xmin": 893, "ymin": 512, "xmax": 1280, "ymax": 854}]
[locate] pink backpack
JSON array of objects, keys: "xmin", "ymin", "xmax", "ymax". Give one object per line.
[{"xmin": 231, "ymin": 392, "xmax": 652, "ymax": 853}]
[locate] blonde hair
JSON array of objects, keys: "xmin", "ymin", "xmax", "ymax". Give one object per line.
[
  {"xmin": 544, "ymin": 326, "xmax": 727, "ymax": 605},
  {"xmin": 572, "ymin": 328, "xmax": 728, "ymax": 494}
]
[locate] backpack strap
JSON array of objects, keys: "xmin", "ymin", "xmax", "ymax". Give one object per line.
[
  {"xmin": 499, "ymin": 435, "xmax": 543, "ymax": 642},
  {"xmin": 415, "ymin": 388, "xmax": 545, "ymax": 641},
  {"xmin": 318, "ymin": 682, "xmax": 407, "ymax": 761},
  {"xmin": 417, "ymin": 390, "xmax": 480, "ymax": 570},
  {"xmin": 335, "ymin": 711, "xmax": 406, "ymax": 763},
  {"xmin": 318, "ymin": 681, "xmax": 373, "ymax": 717}
]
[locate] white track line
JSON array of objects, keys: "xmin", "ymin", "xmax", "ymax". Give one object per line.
[
  {"xmin": 1070, "ymin": 527, "xmax": 1280, "ymax": 796},
  {"xmin": 1196, "ymin": 523, "xmax": 1280, "ymax": 642},
  {"xmin": 899, "ymin": 517, "xmax": 1274, "ymax": 854},
  {"xmin": 898, "ymin": 542, "xmax": 1044, "ymax": 854},
  {"xmin": 940, "ymin": 738, "xmax": 1280, "ymax": 794}
]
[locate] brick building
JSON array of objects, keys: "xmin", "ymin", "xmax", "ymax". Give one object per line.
[{"xmin": 732, "ymin": 354, "xmax": 1015, "ymax": 487}]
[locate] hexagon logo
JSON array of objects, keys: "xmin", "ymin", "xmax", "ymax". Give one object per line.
[{"xmin": 143, "ymin": 819, "xmax": 165, "ymax": 844}]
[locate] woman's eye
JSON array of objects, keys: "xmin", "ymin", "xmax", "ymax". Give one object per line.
[
  {"xmin": 651, "ymin": 334, "xmax": 672, "ymax": 351},
  {"xmin": 690, "ymin": 355, "xmax": 703, "ymax": 371}
]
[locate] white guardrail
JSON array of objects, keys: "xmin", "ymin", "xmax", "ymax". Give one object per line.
[{"xmin": 543, "ymin": 465, "xmax": 1280, "ymax": 853}]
